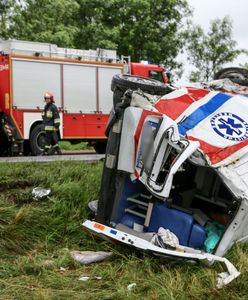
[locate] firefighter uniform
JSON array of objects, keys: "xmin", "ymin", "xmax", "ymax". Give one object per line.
[{"xmin": 42, "ymin": 102, "xmax": 61, "ymax": 154}]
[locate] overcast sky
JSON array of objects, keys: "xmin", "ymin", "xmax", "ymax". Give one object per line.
[
  {"xmin": 187, "ymin": 0, "xmax": 247, "ymax": 65},
  {"xmin": 177, "ymin": 0, "xmax": 248, "ymax": 83}
]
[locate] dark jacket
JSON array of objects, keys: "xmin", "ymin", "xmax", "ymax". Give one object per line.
[{"xmin": 42, "ymin": 103, "xmax": 60, "ymax": 131}]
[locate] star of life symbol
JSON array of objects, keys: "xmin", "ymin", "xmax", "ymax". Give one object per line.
[{"xmin": 210, "ymin": 112, "xmax": 248, "ymax": 141}]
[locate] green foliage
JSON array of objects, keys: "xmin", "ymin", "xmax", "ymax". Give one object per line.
[
  {"xmin": 241, "ymin": 63, "xmax": 248, "ymax": 70},
  {"xmin": 74, "ymin": 0, "xmax": 190, "ymax": 67},
  {"xmin": 186, "ymin": 16, "xmax": 244, "ymax": 81},
  {"xmin": 8, "ymin": 0, "xmax": 80, "ymax": 47},
  {"xmin": 0, "ymin": 0, "xmax": 19, "ymax": 39},
  {"xmin": 2, "ymin": 0, "xmax": 190, "ymax": 68}
]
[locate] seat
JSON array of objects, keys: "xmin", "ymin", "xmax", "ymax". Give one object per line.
[{"xmin": 148, "ymin": 203, "xmax": 194, "ymax": 246}]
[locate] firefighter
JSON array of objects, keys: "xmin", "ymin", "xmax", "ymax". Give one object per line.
[{"xmin": 42, "ymin": 92, "xmax": 61, "ymax": 155}]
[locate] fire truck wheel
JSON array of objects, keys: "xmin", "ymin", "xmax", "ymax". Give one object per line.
[
  {"xmin": 93, "ymin": 141, "xmax": 107, "ymax": 154},
  {"xmin": 111, "ymin": 74, "xmax": 172, "ymax": 96},
  {"xmin": 23, "ymin": 140, "xmax": 31, "ymax": 156},
  {"xmin": 214, "ymin": 67, "xmax": 248, "ymax": 86},
  {"xmin": 30, "ymin": 124, "xmax": 46, "ymax": 155}
]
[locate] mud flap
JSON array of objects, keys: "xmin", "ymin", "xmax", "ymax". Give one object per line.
[{"xmin": 82, "ymin": 220, "xmax": 240, "ymax": 288}]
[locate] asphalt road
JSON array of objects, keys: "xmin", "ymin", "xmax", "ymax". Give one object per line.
[{"xmin": 0, "ymin": 153, "xmax": 105, "ymax": 163}]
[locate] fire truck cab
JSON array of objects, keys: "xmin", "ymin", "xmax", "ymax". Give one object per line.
[{"xmin": 0, "ymin": 40, "xmax": 168, "ymax": 156}]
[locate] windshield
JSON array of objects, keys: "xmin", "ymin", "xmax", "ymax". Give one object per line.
[{"xmin": 149, "ymin": 70, "xmax": 164, "ymax": 82}]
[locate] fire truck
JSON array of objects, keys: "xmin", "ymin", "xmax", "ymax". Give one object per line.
[{"xmin": 0, "ymin": 40, "xmax": 168, "ymax": 155}]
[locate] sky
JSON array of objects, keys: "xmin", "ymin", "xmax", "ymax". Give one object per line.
[{"xmin": 187, "ymin": 0, "xmax": 247, "ymax": 66}]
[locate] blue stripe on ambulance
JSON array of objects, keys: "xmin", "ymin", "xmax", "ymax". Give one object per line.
[{"xmin": 178, "ymin": 93, "xmax": 232, "ymax": 135}]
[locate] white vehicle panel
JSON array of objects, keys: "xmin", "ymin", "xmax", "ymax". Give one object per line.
[
  {"xmin": 118, "ymin": 107, "xmax": 143, "ymax": 173},
  {"xmin": 12, "ymin": 59, "xmax": 61, "ymax": 109},
  {"xmin": 63, "ymin": 64, "xmax": 96, "ymax": 113},
  {"xmin": 98, "ymin": 67, "xmax": 122, "ymax": 113},
  {"xmin": 82, "ymin": 220, "xmax": 240, "ymax": 288},
  {"xmin": 23, "ymin": 112, "xmax": 63, "ymax": 139},
  {"xmin": 2, "ymin": 40, "xmax": 57, "ymax": 56}
]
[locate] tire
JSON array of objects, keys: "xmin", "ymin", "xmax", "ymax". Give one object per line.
[
  {"xmin": 93, "ymin": 141, "xmax": 107, "ymax": 154},
  {"xmin": 113, "ymin": 88, "xmax": 124, "ymax": 107},
  {"xmin": 111, "ymin": 74, "xmax": 172, "ymax": 96},
  {"xmin": 23, "ymin": 140, "xmax": 31, "ymax": 156},
  {"xmin": 214, "ymin": 67, "xmax": 248, "ymax": 86},
  {"xmin": 30, "ymin": 124, "xmax": 46, "ymax": 155}
]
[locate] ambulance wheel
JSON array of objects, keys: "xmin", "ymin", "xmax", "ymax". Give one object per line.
[
  {"xmin": 111, "ymin": 74, "xmax": 172, "ymax": 96},
  {"xmin": 214, "ymin": 67, "xmax": 248, "ymax": 86},
  {"xmin": 30, "ymin": 124, "xmax": 46, "ymax": 155},
  {"xmin": 93, "ymin": 141, "xmax": 107, "ymax": 154}
]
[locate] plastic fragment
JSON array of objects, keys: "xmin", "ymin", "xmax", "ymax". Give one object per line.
[
  {"xmin": 32, "ymin": 187, "xmax": 51, "ymax": 200},
  {"xmin": 127, "ymin": 283, "xmax": 137, "ymax": 291},
  {"xmin": 70, "ymin": 251, "xmax": 112, "ymax": 265},
  {"xmin": 78, "ymin": 276, "xmax": 102, "ymax": 281},
  {"xmin": 88, "ymin": 200, "xmax": 98, "ymax": 214},
  {"xmin": 216, "ymin": 271, "xmax": 241, "ymax": 289},
  {"xmin": 78, "ymin": 276, "xmax": 90, "ymax": 282}
]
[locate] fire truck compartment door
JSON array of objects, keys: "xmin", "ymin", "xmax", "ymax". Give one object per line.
[
  {"xmin": 63, "ymin": 64, "xmax": 97, "ymax": 113},
  {"xmin": 12, "ymin": 59, "xmax": 61, "ymax": 109},
  {"xmin": 98, "ymin": 66, "xmax": 123, "ymax": 113}
]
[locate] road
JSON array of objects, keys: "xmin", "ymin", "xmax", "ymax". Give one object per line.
[{"xmin": 0, "ymin": 153, "xmax": 105, "ymax": 163}]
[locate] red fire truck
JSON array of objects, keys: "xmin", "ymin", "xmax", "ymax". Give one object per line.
[{"xmin": 0, "ymin": 40, "xmax": 168, "ymax": 155}]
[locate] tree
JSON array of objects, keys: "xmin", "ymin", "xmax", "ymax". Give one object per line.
[
  {"xmin": 0, "ymin": 0, "xmax": 19, "ymax": 39},
  {"xmin": 75, "ymin": 0, "xmax": 191, "ymax": 68},
  {"xmin": 7, "ymin": 0, "xmax": 80, "ymax": 47},
  {"xmin": 186, "ymin": 16, "xmax": 244, "ymax": 81},
  {"xmin": 3, "ymin": 0, "xmax": 191, "ymax": 68},
  {"xmin": 241, "ymin": 63, "xmax": 248, "ymax": 70}
]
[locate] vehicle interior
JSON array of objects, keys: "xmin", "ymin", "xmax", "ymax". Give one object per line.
[{"xmin": 110, "ymin": 159, "xmax": 239, "ymax": 253}]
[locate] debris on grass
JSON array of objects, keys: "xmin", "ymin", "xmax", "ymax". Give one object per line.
[
  {"xmin": 127, "ymin": 283, "xmax": 137, "ymax": 291},
  {"xmin": 70, "ymin": 250, "xmax": 112, "ymax": 265},
  {"xmin": 32, "ymin": 187, "xmax": 51, "ymax": 201},
  {"xmin": 78, "ymin": 276, "xmax": 90, "ymax": 282},
  {"xmin": 88, "ymin": 200, "xmax": 98, "ymax": 214},
  {"xmin": 78, "ymin": 276, "xmax": 102, "ymax": 281}
]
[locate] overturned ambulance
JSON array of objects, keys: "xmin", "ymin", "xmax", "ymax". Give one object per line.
[{"xmin": 83, "ymin": 75, "xmax": 248, "ymax": 287}]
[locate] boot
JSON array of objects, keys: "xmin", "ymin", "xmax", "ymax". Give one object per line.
[
  {"xmin": 47, "ymin": 147, "xmax": 55, "ymax": 155},
  {"xmin": 41, "ymin": 145, "xmax": 51, "ymax": 156},
  {"xmin": 53, "ymin": 144, "xmax": 62, "ymax": 155}
]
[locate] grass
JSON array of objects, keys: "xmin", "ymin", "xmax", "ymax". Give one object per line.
[
  {"xmin": 59, "ymin": 141, "xmax": 93, "ymax": 151},
  {"xmin": 0, "ymin": 161, "xmax": 248, "ymax": 299}
]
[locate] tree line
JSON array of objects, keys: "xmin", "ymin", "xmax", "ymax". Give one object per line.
[{"xmin": 0, "ymin": 0, "xmax": 245, "ymax": 81}]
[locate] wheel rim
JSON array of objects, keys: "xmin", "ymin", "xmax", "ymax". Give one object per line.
[
  {"xmin": 223, "ymin": 71, "xmax": 246, "ymax": 81},
  {"xmin": 36, "ymin": 130, "xmax": 46, "ymax": 151}
]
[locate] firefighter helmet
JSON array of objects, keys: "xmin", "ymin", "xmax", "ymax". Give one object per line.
[{"xmin": 44, "ymin": 92, "xmax": 54, "ymax": 102}]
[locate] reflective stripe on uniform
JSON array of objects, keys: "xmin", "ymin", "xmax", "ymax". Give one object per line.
[
  {"xmin": 45, "ymin": 126, "xmax": 55, "ymax": 131},
  {"xmin": 54, "ymin": 118, "xmax": 60, "ymax": 124},
  {"xmin": 46, "ymin": 111, "xmax": 53, "ymax": 118}
]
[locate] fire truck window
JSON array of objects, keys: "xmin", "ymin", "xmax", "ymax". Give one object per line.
[{"xmin": 149, "ymin": 70, "xmax": 163, "ymax": 82}]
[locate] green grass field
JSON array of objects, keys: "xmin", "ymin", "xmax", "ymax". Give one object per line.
[
  {"xmin": 59, "ymin": 141, "xmax": 93, "ymax": 151},
  {"xmin": 0, "ymin": 161, "xmax": 248, "ymax": 300}
]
